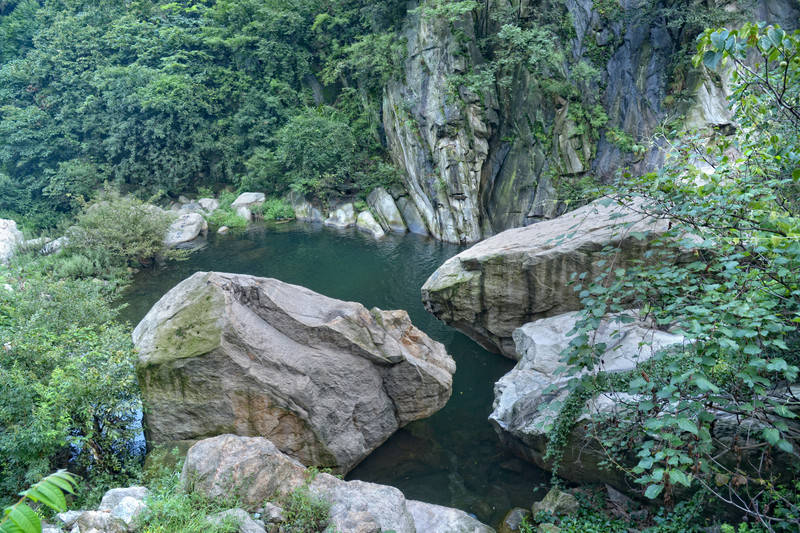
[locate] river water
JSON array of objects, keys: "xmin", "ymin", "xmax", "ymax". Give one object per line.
[{"xmin": 121, "ymin": 221, "xmax": 547, "ymax": 525}]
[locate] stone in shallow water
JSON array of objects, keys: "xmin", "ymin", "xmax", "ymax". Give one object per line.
[{"xmin": 134, "ymin": 272, "xmax": 455, "ymax": 473}]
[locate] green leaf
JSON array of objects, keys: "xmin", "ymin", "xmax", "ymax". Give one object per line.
[
  {"xmin": 7, "ymin": 503, "xmax": 41, "ymax": 533},
  {"xmin": 669, "ymin": 469, "xmax": 691, "ymax": 487},
  {"xmin": 676, "ymin": 418, "xmax": 698, "ymax": 435},
  {"xmin": 692, "ymin": 376, "xmax": 719, "ymax": 393},
  {"xmin": 763, "ymin": 428, "xmax": 780, "ymax": 445},
  {"xmin": 644, "ymin": 484, "xmax": 663, "ymax": 499}
]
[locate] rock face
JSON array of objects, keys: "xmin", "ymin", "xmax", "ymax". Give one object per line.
[
  {"xmin": 368, "ymin": 187, "xmax": 407, "ymax": 233},
  {"xmin": 421, "ymin": 200, "xmax": 669, "ymax": 357},
  {"xmin": 182, "ymin": 434, "xmax": 494, "ymax": 533},
  {"xmin": 489, "ymin": 311, "xmax": 684, "ymax": 485},
  {"xmin": 324, "ymin": 203, "xmax": 357, "ymax": 229},
  {"xmin": 382, "ymin": 1, "xmax": 799, "ymax": 243},
  {"xmin": 356, "ymin": 211, "xmax": 386, "ymax": 239},
  {"xmin": 0, "ymin": 219, "xmax": 23, "ymax": 264},
  {"xmin": 134, "ymin": 272, "xmax": 455, "ymax": 473},
  {"xmin": 164, "ymin": 212, "xmax": 208, "ymax": 248}
]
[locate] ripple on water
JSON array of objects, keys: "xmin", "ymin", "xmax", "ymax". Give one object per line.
[{"xmin": 121, "ymin": 221, "xmax": 548, "ymax": 526}]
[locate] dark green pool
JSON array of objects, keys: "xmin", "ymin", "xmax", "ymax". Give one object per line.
[{"xmin": 121, "ymin": 221, "xmax": 547, "ymax": 525}]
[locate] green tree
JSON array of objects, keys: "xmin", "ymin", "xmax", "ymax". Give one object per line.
[{"xmin": 547, "ymin": 23, "xmax": 800, "ymax": 531}]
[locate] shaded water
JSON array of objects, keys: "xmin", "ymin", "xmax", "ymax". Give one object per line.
[{"xmin": 121, "ymin": 221, "xmax": 547, "ymax": 525}]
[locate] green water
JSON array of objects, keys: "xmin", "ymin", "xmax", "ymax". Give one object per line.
[{"xmin": 121, "ymin": 221, "xmax": 547, "ymax": 525}]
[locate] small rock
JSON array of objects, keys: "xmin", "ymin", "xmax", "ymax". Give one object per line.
[
  {"xmin": 236, "ymin": 206, "xmax": 253, "ymax": 222},
  {"xmin": 260, "ymin": 502, "xmax": 284, "ymax": 524},
  {"xmin": 537, "ymin": 524, "xmax": 561, "ymax": 533},
  {"xmin": 55, "ymin": 510, "xmax": 82, "ymax": 529},
  {"xmin": 531, "ymin": 488, "xmax": 578, "ymax": 516},
  {"xmin": 111, "ymin": 496, "xmax": 148, "ymax": 530},
  {"xmin": 198, "ymin": 198, "xmax": 220, "ymax": 212},
  {"xmin": 217, "ymin": 226, "xmax": 230, "ymax": 234},
  {"xmin": 208, "ymin": 508, "xmax": 266, "ymax": 533},
  {"xmin": 99, "ymin": 486, "xmax": 149, "ymax": 512},
  {"xmin": 178, "ymin": 195, "xmax": 191, "ymax": 204},
  {"xmin": 498, "ymin": 507, "xmax": 532, "ymax": 533},
  {"xmin": 0, "ymin": 218, "xmax": 24, "ymax": 264}
]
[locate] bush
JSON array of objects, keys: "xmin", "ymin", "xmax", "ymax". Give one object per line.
[
  {"xmin": 65, "ymin": 188, "xmax": 180, "ymax": 273},
  {"xmin": 0, "ymin": 264, "xmax": 141, "ymax": 505},
  {"xmin": 205, "ymin": 209, "xmax": 248, "ymax": 229},
  {"xmin": 260, "ymin": 198, "xmax": 295, "ymax": 221}
]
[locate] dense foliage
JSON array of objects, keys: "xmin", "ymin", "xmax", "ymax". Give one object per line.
[
  {"xmin": 0, "ymin": 0, "xmax": 408, "ymax": 229},
  {"xmin": 550, "ymin": 23, "xmax": 800, "ymax": 531}
]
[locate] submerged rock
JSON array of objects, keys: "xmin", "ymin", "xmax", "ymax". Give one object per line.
[
  {"xmin": 134, "ymin": 272, "xmax": 455, "ymax": 473},
  {"xmin": 0, "ymin": 219, "xmax": 23, "ymax": 264},
  {"xmin": 164, "ymin": 212, "xmax": 207, "ymax": 248},
  {"xmin": 182, "ymin": 434, "xmax": 494, "ymax": 533},
  {"xmin": 421, "ymin": 200, "xmax": 670, "ymax": 358}
]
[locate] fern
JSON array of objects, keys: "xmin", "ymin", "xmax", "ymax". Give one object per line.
[{"xmin": 1, "ymin": 471, "xmax": 78, "ymax": 533}]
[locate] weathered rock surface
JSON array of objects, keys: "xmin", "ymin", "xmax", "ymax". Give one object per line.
[
  {"xmin": 531, "ymin": 489, "xmax": 578, "ymax": 516},
  {"xmin": 421, "ymin": 200, "xmax": 669, "ymax": 357},
  {"xmin": 0, "ymin": 219, "xmax": 23, "ymax": 264},
  {"xmin": 489, "ymin": 311, "xmax": 684, "ymax": 485},
  {"xmin": 396, "ymin": 197, "xmax": 429, "ymax": 235},
  {"xmin": 208, "ymin": 509, "xmax": 266, "ymax": 533},
  {"xmin": 356, "ymin": 211, "xmax": 386, "ymax": 239},
  {"xmin": 134, "ymin": 272, "xmax": 455, "ymax": 473},
  {"xmin": 497, "ymin": 507, "xmax": 531, "ymax": 533},
  {"xmin": 324, "ymin": 203, "xmax": 357, "ymax": 229},
  {"xmin": 236, "ymin": 205, "xmax": 253, "ymax": 222},
  {"xmin": 99, "ymin": 487, "xmax": 149, "ymax": 512},
  {"xmin": 406, "ymin": 500, "xmax": 494, "ymax": 533},
  {"xmin": 164, "ymin": 212, "xmax": 207, "ymax": 248},
  {"xmin": 198, "ymin": 198, "xmax": 220, "ymax": 212},
  {"xmin": 182, "ymin": 434, "xmax": 494, "ymax": 533},
  {"xmin": 231, "ymin": 192, "xmax": 265, "ymax": 209},
  {"xmin": 288, "ymin": 192, "xmax": 323, "ymax": 223},
  {"xmin": 368, "ymin": 188, "xmax": 407, "ymax": 233}
]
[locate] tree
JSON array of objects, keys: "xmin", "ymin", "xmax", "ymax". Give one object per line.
[{"xmin": 549, "ymin": 23, "xmax": 799, "ymax": 531}]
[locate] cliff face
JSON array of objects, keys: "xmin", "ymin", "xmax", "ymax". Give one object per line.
[{"xmin": 383, "ymin": 0, "xmax": 799, "ymax": 244}]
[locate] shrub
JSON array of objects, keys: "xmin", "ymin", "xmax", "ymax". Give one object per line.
[
  {"xmin": 260, "ymin": 198, "xmax": 295, "ymax": 221},
  {"xmin": 282, "ymin": 486, "xmax": 330, "ymax": 533}
]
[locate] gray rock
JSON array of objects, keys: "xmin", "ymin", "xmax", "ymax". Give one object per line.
[
  {"xmin": 198, "ymin": 198, "xmax": 220, "ymax": 212},
  {"xmin": 217, "ymin": 226, "xmax": 230, "ymax": 234},
  {"xmin": 489, "ymin": 311, "xmax": 683, "ymax": 485},
  {"xmin": 208, "ymin": 509, "xmax": 266, "ymax": 533},
  {"xmin": 164, "ymin": 213, "xmax": 208, "ymax": 248},
  {"xmin": 75, "ymin": 510, "xmax": 126, "ymax": 533},
  {"xmin": 531, "ymin": 488, "xmax": 578, "ymax": 516},
  {"xmin": 497, "ymin": 507, "xmax": 531, "ymax": 533},
  {"xmin": 42, "ymin": 526, "xmax": 63, "ymax": 533},
  {"xmin": 178, "ymin": 195, "xmax": 191, "ymax": 204},
  {"xmin": 231, "ymin": 192, "xmax": 265, "ymax": 209},
  {"xmin": 259, "ymin": 502, "xmax": 284, "ymax": 524},
  {"xmin": 236, "ymin": 205, "xmax": 253, "ymax": 222},
  {"xmin": 367, "ymin": 188, "xmax": 406, "ymax": 233},
  {"xmin": 406, "ymin": 500, "xmax": 495, "ymax": 532},
  {"xmin": 135, "ymin": 272, "xmax": 455, "ymax": 473},
  {"xmin": 41, "ymin": 236, "xmax": 68, "ymax": 255},
  {"xmin": 182, "ymin": 435, "xmax": 495, "ymax": 533},
  {"xmin": 288, "ymin": 192, "xmax": 323, "ymax": 223},
  {"xmin": 179, "ymin": 202, "xmax": 204, "ymax": 214},
  {"xmin": 110, "ymin": 496, "xmax": 147, "ymax": 530},
  {"xmin": 421, "ymin": 200, "xmax": 670, "ymax": 357},
  {"xmin": 99, "ymin": 487, "xmax": 149, "ymax": 511},
  {"xmin": 396, "ymin": 197, "xmax": 428, "ymax": 235},
  {"xmin": 0, "ymin": 219, "xmax": 23, "ymax": 264},
  {"xmin": 356, "ymin": 211, "xmax": 386, "ymax": 239},
  {"xmin": 55, "ymin": 510, "xmax": 82, "ymax": 529},
  {"xmin": 324, "ymin": 203, "xmax": 357, "ymax": 229}
]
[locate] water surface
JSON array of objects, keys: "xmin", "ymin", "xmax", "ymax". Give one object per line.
[{"xmin": 122, "ymin": 221, "xmax": 547, "ymax": 525}]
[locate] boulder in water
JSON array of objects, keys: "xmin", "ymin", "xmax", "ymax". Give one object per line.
[
  {"xmin": 164, "ymin": 212, "xmax": 207, "ymax": 248},
  {"xmin": 231, "ymin": 192, "xmax": 265, "ymax": 209},
  {"xmin": 324, "ymin": 203, "xmax": 357, "ymax": 229},
  {"xmin": 134, "ymin": 272, "xmax": 455, "ymax": 473},
  {"xmin": 368, "ymin": 187, "xmax": 407, "ymax": 233},
  {"xmin": 356, "ymin": 211, "xmax": 386, "ymax": 239}
]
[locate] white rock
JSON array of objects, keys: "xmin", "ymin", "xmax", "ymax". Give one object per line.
[
  {"xmin": 110, "ymin": 496, "xmax": 147, "ymax": 530},
  {"xmin": 55, "ymin": 510, "xmax": 82, "ymax": 529},
  {"xmin": 42, "ymin": 236, "xmax": 68, "ymax": 255},
  {"xmin": 324, "ymin": 203, "xmax": 356, "ymax": 229},
  {"xmin": 0, "ymin": 219, "xmax": 24, "ymax": 264},
  {"xmin": 99, "ymin": 486, "xmax": 149, "ymax": 512},
  {"xmin": 217, "ymin": 226, "xmax": 230, "ymax": 235},
  {"xmin": 231, "ymin": 192, "xmax": 265, "ymax": 209},
  {"xmin": 236, "ymin": 206, "xmax": 252, "ymax": 222},
  {"xmin": 356, "ymin": 211, "xmax": 386, "ymax": 239},
  {"xmin": 198, "ymin": 198, "xmax": 220, "ymax": 212},
  {"xmin": 406, "ymin": 500, "xmax": 495, "ymax": 533},
  {"xmin": 164, "ymin": 213, "xmax": 208, "ymax": 248}
]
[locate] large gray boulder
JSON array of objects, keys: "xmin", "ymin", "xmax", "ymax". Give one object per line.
[
  {"xmin": 134, "ymin": 272, "xmax": 455, "ymax": 473},
  {"xmin": 164, "ymin": 212, "xmax": 207, "ymax": 248},
  {"xmin": 489, "ymin": 311, "xmax": 684, "ymax": 485},
  {"xmin": 182, "ymin": 435, "xmax": 494, "ymax": 533},
  {"xmin": 0, "ymin": 219, "xmax": 23, "ymax": 264},
  {"xmin": 368, "ymin": 188, "xmax": 407, "ymax": 233},
  {"xmin": 356, "ymin": 211, "xmax": 386, "ymax": 239},
  {"xmin": 231, "ymin": 192, "xmax": 265, "ymax": 209},
  {"xmin": 421, "ymin": 200, "xmax": 670, "ymax": 358},
  {"xmin": 396, "ymin": 197, "xmax": 429, "ymax": 236}
]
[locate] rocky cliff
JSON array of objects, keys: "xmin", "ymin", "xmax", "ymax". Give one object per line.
[{"xmin": 383, "ymin": 0, "xmax": 800, "ymax": 243}]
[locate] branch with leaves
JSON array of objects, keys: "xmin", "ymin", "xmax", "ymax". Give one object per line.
[{"xmin": 1, "ymin": 470, "xmax": 78, "ymax": 533}]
